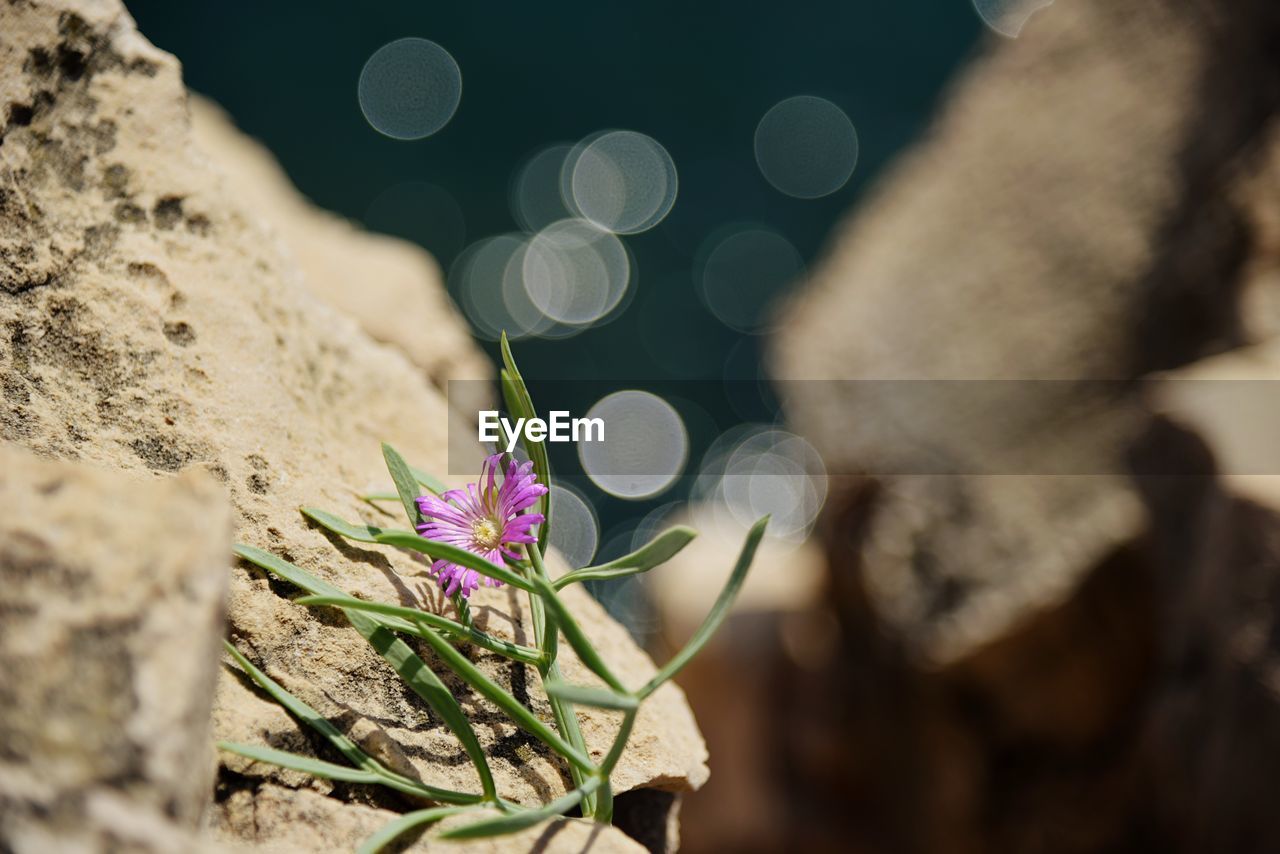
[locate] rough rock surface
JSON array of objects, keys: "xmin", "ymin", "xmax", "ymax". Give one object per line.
[
  {"xmin": 0, "ymin": 444, "xmax": 229, "ymax": 852},
  {"xmin": 0, "ymin": 0, "xmax": 705, "ymax": 850},
  {"xmin": 768, "ymin": 0, "xmax": 1280, "ymax": 852},
  {"xmin": 216, "ymin": 784, "xmax": 646, "ymax": 854}
]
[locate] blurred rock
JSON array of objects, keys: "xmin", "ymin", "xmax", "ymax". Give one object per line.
[
  {"xmin": 647, "ymin": 506, "xmax": 825, "ymax": 635},
  {"xmin": 1142, "ymin": 343, "xmax": 1280, "ymax": 851},
  {"xmin": 768, "ymin": 0, "xmax": 1280, "ymax": 851},
  {"xmin": 0, "ymin": 444, "xmax": 230, "ymax": 852},
  {"xmin": 773, "ymin": 0, "xmax": 1280, "ymax": 667},
  {"xmin": 0, "ymin": 0, "xmax": 704, "ymax": 849},
  {"xmin": 646, "ymin": 507, "xmax": 828, "ymax": 853}
]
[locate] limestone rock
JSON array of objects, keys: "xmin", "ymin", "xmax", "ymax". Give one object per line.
[
  {"xmin": 766, "ymin": 0, "xmax": 1280, "ymax": 850},
  {"xmin": 0, "ymin": 0, "xmax": 706, "ymax": 849},
  {"xmin": 0, "ymin": 443, "xmax": 230, "ymax": 852},
  {"xmin": 212, "ymin": 783, "xmax": 646, "ymax": 853},
  {"xmin": 185, "ymin": 96, "xmax": 489, "ymax": 391}
]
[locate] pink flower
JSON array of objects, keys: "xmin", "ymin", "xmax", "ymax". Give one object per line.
[{"xmin": 414, "ymin": 454, "xmax": 547, "ymax": 598}]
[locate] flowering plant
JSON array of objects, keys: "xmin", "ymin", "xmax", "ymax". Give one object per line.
[
  {"xmin": 415, "ymin": 453, "xmax": 546, "ymax": 598},
  {"xmin": 219, "ymin": 337, "xmax": 766, "ymax": 851}
]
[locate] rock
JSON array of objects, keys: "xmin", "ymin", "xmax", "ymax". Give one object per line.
[
  {"xmin": 645, "ymin": 509, "xmax": 831, "ymax": 854},
  {"xmin": 0, "ymin": 0, "xmax": 706, "ymax": 849},
  {"xmin": 0, "ymin": 443, "xmax": 230, "ymax": 852},
  {"xmin": 1140, "ymin": 343, "xmax": 1280, "ymax": 850},
  {"xmin": 185, "ymin": 96, "xmax": 489, "ymax": 392},
  {"xmin": 647, "ymin": 506, "xmax": 825, "ymax": 636},
  {"xmin": 1152, "ymin": 340, "xmax": 1280, "ymax": 508},
  {"xmin": 213, "ymin": 783, "xmax": 646, "ymax": 853},
  {"xmin": 767, "ymin": 0, "xmax": 1280, "ymax": 850},
  {"xmin": 772, "ymin": 0, "xmax": 1280, "ymax": 667}
]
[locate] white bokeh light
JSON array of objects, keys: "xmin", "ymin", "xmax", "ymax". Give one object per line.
[
  {"xmin": 630, "ymin": 501, "xmax": 685, "ymax": 552},
  {"xmin": 579, "ymin": 391, "xmax": 688, "ymax": 500},
  {"xmin": 697, "ymin": 225, "xmax": 803, "ymax": 333},
  {"xmin": 971, "ymin": 0, "xmax": 1055, "ymax": 37},
  {"xmin": 694, "ymin": 426, "xmax": 827, "ymax": 540},
  {"xmin": 522, "ymin": 218, "xmax": 631, "ymax": 326},
  {"xmin": 547, "ymin": 483, "xmax": 599, "ymax": 569},
  {"xmin": 568, "ymin": 130, "xmax": 678, "ymax": 234},
  {"xmin": 754, "ymin": 96, "xmax": 858, "ymax": 199},
  {"xmin": 510, "ymin": 143, "xmax": 576, "ymax": 232},
  {"xmin": 358, "ymin": 38, "xmax": 461, "ymax": 140},
  {"xmin": 451, "ymin": 235, "xmax": 545, "ymax": 340}
]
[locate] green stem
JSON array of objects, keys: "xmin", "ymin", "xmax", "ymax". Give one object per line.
[
  {"xmin": 592, "ymin": 707, "xmax": 637, "ymax": 824},
  {"xmin": 405, "ymin": 619, "xmax": 596, "ymax": 774},
  {"xmin": 528, "ymin": 563, "xmax": 627, "ymax": 694},
  {"xmin": 525, "ymin": 542, "xmax": 596, "ymax": 817},
  {"xmin": 438, "ymin": 777, "xmax": 603, "ymax": 840},
  {"xmin": 637, "ymin": 516, "xmax": 768, "ymax": 700},
  {"xmin": 552, "ymin": 526, "xmax": 698, "ymax": 590},
  {"xmin": 295, "ymin": 596, "xmax": 545, "ymax": 666},
  {"xmin": 598, "ymin": 709, "xmax": 638, "ymax": 777},
  {"xmin": 358, "ymin": 805, "xmax": 481, "ymax": 854},
  {"xmin": 221, "ymin": 640, "xmax": 487, "ymax": 806},
  {"xmin": 231, "ymin": 547, "xmax": 501, "ymax": 802}
]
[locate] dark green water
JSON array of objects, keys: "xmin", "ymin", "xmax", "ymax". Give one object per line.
[{"xmin": 127, "ymin": 0, "xmax": 981, "ymax": 549}]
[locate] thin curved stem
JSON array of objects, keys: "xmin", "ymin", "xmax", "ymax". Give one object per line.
[{"xmin": 524, "ymin": 541, "xmax": 597, "ymax": 816}]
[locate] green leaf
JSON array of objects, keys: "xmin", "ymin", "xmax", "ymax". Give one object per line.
[
  {"xmin": 382, "ymin": 442, "xmax": 425, "ymax": 530},
  {"xmin": 372, "ymin": 530, "xmax": 535, "ymax": 593},
  {"xmin": 543, "ymin": 658, "xmax": 595, "ymax": 815},
  {"xmin": 597, "ymin": 708, "xmax": 638, "ymax": 782},
  {"xmin": 229, "ymin": 547, "xmax": 498, "ymax": 801},
  {"xmin": 302, "ymin": 507, "xmax": 384, "ymax": 543},
  {"xmin": 637, "ymin": 516, "xmax": 769, "ymax": 699},
  {"xmin": 217, "ymin": 741, "xmax": 379, "ymax": 784},
  {"xmin": 358, "ymin": 806, "xmax": 481, "ymax": 854},
  {"xmin": 221, "ymin": 640, "xmax": 377, "ymax": 771},
  {"xmin": 438, "ymin": 778, "xmax": 602, "ymax": 840},
  {"xmin": 293, "ymin": 507, "xmax": 536, "ymax": 594},
  {"xmin": 360, "ymin": 624, "xmax": 498, "ymax": 800},
  {"xmin": 531, "ymin": 576, "xmax": 627, "ymax": 694},
  {"xmin": 521, "ymin": 540, "xmax": 594, "ymax": 815},
  {"xmin": 361, "ymin": 462, "xmax": 444, "ymax": 504},
  {"xmin": 453, "ymin": 592, "xmax": 473, "ymax": 630},
  {"xmin": 234, "ymin": 544, "xmax": 344, "ymax": 598},
  {"xmin": 499, "ymin": 334, "xmax": 551, "ymax": 552},
  {"xmin": 410, "ymin": 465, "xmax": 448, "ymax": 496},
  {"xmin": 528, "ymin": 542, "xmax": 629, "ymax": 700},
  {"xmin": 402, "ymin": 619, "xmax": 595, "ymax": 774},
  {"xmin": 295, "ymin": 595, "xmax": 545, "ymax": 666},
  {"xmin": 543, "ymin": 680, "xmax": 638, "ymax": 711},
  {"xmin": 222, "ymin": 640, "xmax": 484, "ymax": 804},
  {"xmin": 553, "ymin": 526, "xmax": 698, "ymax": 589},
  {"xmin": 235, "ymin": 543, "xmax": 428, "ymax": 638}
]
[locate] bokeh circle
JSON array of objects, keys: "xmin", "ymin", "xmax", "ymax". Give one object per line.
[
  {"xmin": 579, "ymin": 391, "xmax": 688, "ymax": 500},
  {"xmin": 358, "ymin": 38, "xmax": 462, "ymax": 140},
  {"xmin": 754, "ymin": 96, "xmax": 858, "ymax": 199},
  {"xmin": 569, "ymin": 130, "xmax": 678, "ymax": 234}
]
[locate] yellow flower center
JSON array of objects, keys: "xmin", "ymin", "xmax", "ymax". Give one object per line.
[{"xmin": 471, "ymin": 517, "xmax": 502, "ymax": 551}]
